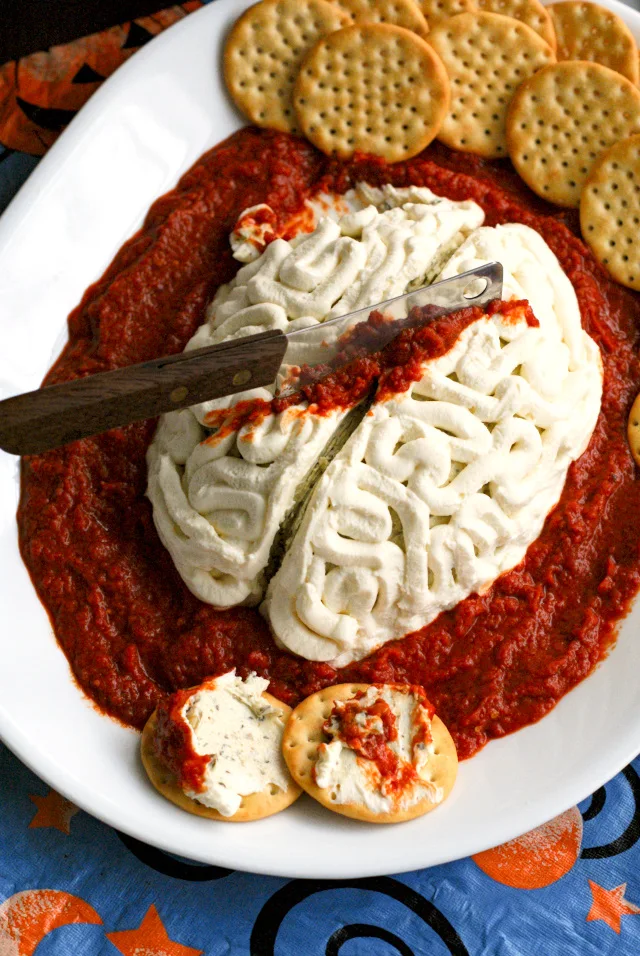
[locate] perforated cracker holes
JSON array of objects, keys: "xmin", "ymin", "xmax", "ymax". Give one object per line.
[
  {"xmin": 580, "ymin": 133, "xmax": 640, "ymax": 290},
  {"xmin": 293, "ymin": 23, "xmax": 450, "ymax": 161},
  {"xmin": 223, "ymin": 0, "xmax": 349, "ymax": 133},
  {"xmin": 507, "ymin": 61, "xmax": 640, "ymax": 207},
  {"xmin": 429, "ymin": 11, "xmax": 556, "ymax": 158}
]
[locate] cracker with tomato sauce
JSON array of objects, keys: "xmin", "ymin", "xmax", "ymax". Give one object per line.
[{"xmin": 283, "ymin": 683, "xmax": 458, "ymax": 823}]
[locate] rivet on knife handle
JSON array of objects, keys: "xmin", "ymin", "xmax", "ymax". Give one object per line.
[{"xmin": 0, "ymin": 329, "xmax": 287, "ymax": 457}]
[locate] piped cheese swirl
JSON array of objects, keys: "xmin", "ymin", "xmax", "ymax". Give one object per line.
[
  {"xmin": 264, "ymin": 224, "xmax": 603, "ymax": 665},
  {"xmin": 147, "ymin": 186, "xmax": 484, "ymax": 607}
]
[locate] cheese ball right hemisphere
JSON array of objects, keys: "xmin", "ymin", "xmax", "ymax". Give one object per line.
[
  {"xmin": 428, "ymin": 12, "xmax": 556, "ymax": 158},
  {"xmin": 507, "ymin": 62, "xmax": 640, "ymax": 208},
  {"xmin": 283, "ymin": 683, "xmax": 458, "ymax": 823},
  {"xmin": 580, "ymin": 134, "xmax": 640, "ymax": 292}
]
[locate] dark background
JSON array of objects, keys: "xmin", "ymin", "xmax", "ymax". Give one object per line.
[
  {"xmin": 1, "ymin": 0, "xmax": 174, "ymax": 63},
  {"xmin": 3, "ymin": 0, "xmax": 639, "ymax": 65}
]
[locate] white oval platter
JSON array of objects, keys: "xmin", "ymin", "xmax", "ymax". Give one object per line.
[{"xmin": 0, "ymin": 0, "xmax": 639, "ymax": 878}]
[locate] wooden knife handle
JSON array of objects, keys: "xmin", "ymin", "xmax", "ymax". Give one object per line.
[{"xmin": 0, "ymin": 329, "xmax": 287, "ymax": 456}]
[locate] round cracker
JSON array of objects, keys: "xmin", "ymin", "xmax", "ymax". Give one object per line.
[
  {"xmin": 141, "ymin": 693, "xmax": 302, "ymax": 822},
  {"xmin": 549, "ymin": 1, "xmax": 639, "ymax": 85},
  {"xmin": 580, "ymin": 134, "xmax": 640, "ymax": 291},
  {"xmin": 418, "ymin": 0, "xmax": 477, "ymax": 29},
  {"xmin": 223, "ymin": 0, "xmax": 349, "ymax": 134},
  {"xmin": 507, "ymin": 61, "xmax": 640, "ymax": 208},
  {"xmin": 332, "ymin": 0, "xmax": 430, "ymax": 37},
  {"xmin": 476, "ymin": 0, "xmax": 556, "ymax": 50},
  {"xmin": 283, "ymin": 683, "xmax": 458, "ymax": 824},
  {"xmin": 429, "ymin": 12, "xmax": 556, "ymax": 158},
  {"xmin": 293, "ymin": 23, "xmax": 450, "ymax": 161},
  {"xmin": 628, "ymin": 392, "xmax": 640, "ymax": 465}
]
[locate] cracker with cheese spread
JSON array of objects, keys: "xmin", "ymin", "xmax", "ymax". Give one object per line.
[
  {"xmin": 141, "ymin": 672, "xmax": 301, "ymax": 822},
  {"xmin": 283, "ymin": 683, "xmax": 457, "ymax": 823}
]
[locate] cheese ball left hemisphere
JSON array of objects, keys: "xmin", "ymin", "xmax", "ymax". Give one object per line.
[{"xmin": 141, "ymin": 672, "xmax": 301, "ymax": 821}]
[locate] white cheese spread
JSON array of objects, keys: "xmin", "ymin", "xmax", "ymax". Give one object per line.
[
  {"xmin": 147, "ymin": 185, "xmax": 484, "ymax": 607},
  {"xmin": 229, "ymin": 203, "xmax": 278, "ymax": 263},
  {"xmin": 179, "ymin": 671, "xmax": 290, "ymax": 817},
  {"xmin": 264, "ymin": 223, "xmax": 603, "ymax": 665},
  {"xmin": 314, "ymin": 685, "xmax": 441, "ymax": 814}
]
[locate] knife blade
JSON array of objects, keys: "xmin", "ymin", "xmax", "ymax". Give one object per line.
[
  {"xmin": 276, "ymin": 261, "xmax": 502, "ymax": 395},
  {"xmin": 0, "ymin": 262, "xmax": 502, "ymax": 456}
]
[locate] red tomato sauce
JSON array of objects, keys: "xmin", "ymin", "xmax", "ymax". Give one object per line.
[
  {"xmin": 204, "ymin": 299, "xmax": 534, "ymax": 437},
  {"xmin": 319, "ymin": 684, "xmax": 435, "ymax": 794},
  {"xmin": 153, "ymin": 686, "xmax": 210, "ymax": 794},
  {"xmin": 326, "ymin": 696, "xmax": 400, "ymax": 780},
  {"xmin": 18, "ymin": 128, "xmax": 640, "ymax": 759}
]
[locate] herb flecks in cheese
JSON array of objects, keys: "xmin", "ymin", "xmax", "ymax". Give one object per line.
[{"xmin": 181, "ymin": 671, "xmax": 290, "ymax": 817}]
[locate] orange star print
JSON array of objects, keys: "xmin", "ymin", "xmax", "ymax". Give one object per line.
[
  {"xmin": 29, "ymin": 790, "xmax": 78, "ymax": 834},
  {"xmin": 106, "ymin": 904, "xmax": 203, "ymax": 956},
  {"xmin": 586, "ymin": 880, "xmax": 640, "ymax": 934}
]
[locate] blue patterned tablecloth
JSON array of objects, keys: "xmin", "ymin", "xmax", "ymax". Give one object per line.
[
  {"xmin": 2, "ymin": 740, "xmax": 640, "ymax": 954},
  {"xmin": 2, "ymin": 6, "xmax": 640, "ymax": 953}
]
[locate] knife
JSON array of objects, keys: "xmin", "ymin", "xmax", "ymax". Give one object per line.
[{"xmin": 0, "ymin": 262, "xmax": 502, "ymax": 456}]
